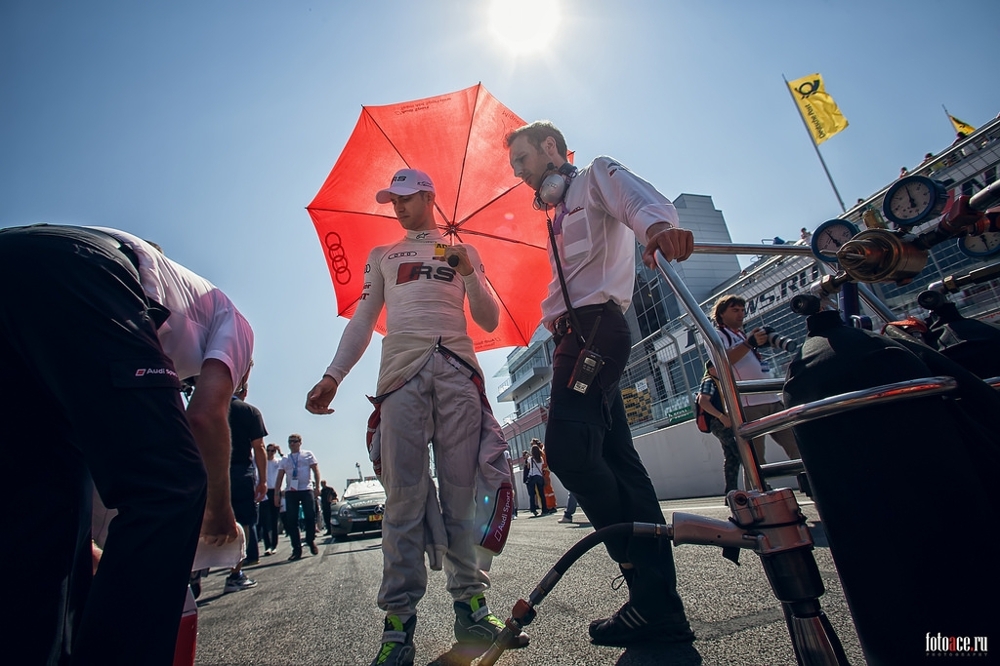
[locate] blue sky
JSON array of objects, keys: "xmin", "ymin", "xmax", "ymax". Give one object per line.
[{"xmin": 3, "ymin": 1, "xmax": 997, "ymax": 491}]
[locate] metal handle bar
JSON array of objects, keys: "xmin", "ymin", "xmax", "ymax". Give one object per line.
[
  {"xmin": 969, "ymin": 178, "xmax": 1000, "ymax": 211},
  {"xmin": 927, "ymin": 260, "xmax": 1000, "ymax": 294},
  {"xmin": 738, "ymin": 376, "xmax": 958, "ymax": 439},
  {"xmin": 736, "ymin": 379, "xmax": 786, "ymax": 395},
  {"xmin": 692, "ymin": 241, "xmax": 815, "ymax": 257},
  {"xmin": 759, "ymin": 459, "xmax": 806, "ymax": 478}
]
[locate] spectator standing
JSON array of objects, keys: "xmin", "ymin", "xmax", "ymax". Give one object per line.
[
  {"xmin": 274, "ymin": 434, "xmax": 321, "ymax": 561},
  {"xmin": 505, "ymin": 121, "xmax": 695, "ymax": 647},
  {"xmin": 537, "ymin": 440, "xmax": 558, "ymax": 515},
  {"xmin": 712, "ymin": 295, "xmax": 800, "ymax": 474},
  {"xmin": 2, "ymin": 224, "xmax": 251, "ymax": 665},
  {"xmin": 559, "ymin": 492, "xmax": 578, "ymax": 524},
  {"xmin": 260, "ymin": 443, "xmax": 282, "ymax": 555},
  {"xmin": 520, "ymin": 450, "xmax": 532, "ymax": 513},
  {"xmin": 525, "ymin": 444, "xmax": 546, "ymax": 517},
  {"xmin": 320, "ymin": 480, "xmax": 339, "ymax": 536},
  {"xmin": 696, "ymin": 361, "xmax": 741, "ymax": 494},
  {"xmin": 224, "ymin": 373, "xmax": 268, "ymax": 591}
]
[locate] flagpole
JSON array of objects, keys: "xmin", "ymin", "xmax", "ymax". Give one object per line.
[
  {"xmin": 784, "ymin": 74, "xmax": 846, "ymax": 213},
  {"xmin": 942, "ymin": 104, "xmax": 953, "ymax": 134}
]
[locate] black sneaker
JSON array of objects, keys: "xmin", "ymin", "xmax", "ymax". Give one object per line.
[
  {"xmin": 370, "ymin": 615, "xmax": 416, "ymax": 666},
  {"xmin": 589, "ymin": 602, "xmax": 694, "ymax": 647},
  {"xmin": 453, "ymin": 594, "xmax": 529, "ymax": 649}
]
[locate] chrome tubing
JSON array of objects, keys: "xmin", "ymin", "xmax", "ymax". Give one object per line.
[{"xmin": 738, "ymin": 376, "xmax": 958, "ymax": 440}]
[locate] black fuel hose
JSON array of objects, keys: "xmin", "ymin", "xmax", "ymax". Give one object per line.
[{"xmin": 480, "ymin": 522, "xmax": 664, "ymax": 666}]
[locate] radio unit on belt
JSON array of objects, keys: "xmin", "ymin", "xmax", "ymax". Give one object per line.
[{"xmin": 568, "ymin": 317, "xmax": 605, "ymax": 394}]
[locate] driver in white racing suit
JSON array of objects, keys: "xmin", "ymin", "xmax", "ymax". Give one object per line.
[{"xmin": 305, "ymin": 168, "xmax": 526, "ymax": 666}]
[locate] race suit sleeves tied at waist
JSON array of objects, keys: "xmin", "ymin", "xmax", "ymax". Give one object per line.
[{"xmin": 376, "ymin": 333, "xmax": 483, "ymax": 397}]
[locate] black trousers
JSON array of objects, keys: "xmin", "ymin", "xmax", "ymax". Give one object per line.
[
  {"xmin": 544, "ymin": 303, "xmax": 686, "ymax": 618},
  {"xmin": 321, "ymin": 503, "xmax": 333, "ymax": 532},
  {"xmin": 0, "ymin": 226, "xmax": 207, "ymax": 665},
  {"xmin": 230, "ymin": 469, "xmax": 259, "ymax": 562},
  {"xmin": 260, "ymin": 489, "xmax": 280, "ymax": 551},
  {"xmin": 283, "ymin": 489, "xmax": 316, "ymax": 554}
]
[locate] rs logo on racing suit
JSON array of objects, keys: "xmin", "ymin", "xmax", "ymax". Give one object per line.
[{"xmin": 396, "ymin": 262, "xmax": 456, "ymax": 284}]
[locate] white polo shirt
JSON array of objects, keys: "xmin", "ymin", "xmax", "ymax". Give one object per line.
[
  {"xmin": 94, "ymin": 227, "xmax": 254, "ymax": 389},
  {"xmin": 278, "ymin": 450, "xmax": 318, "ymax": 491},
  {"xmin": 541, "ymin": 156, "xmax": 679, "ymax": 327}
]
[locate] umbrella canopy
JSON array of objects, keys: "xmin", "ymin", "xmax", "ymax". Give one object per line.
[{"xmin": 307, "ymin": 83, "xmax": 551, "ymax": 351}]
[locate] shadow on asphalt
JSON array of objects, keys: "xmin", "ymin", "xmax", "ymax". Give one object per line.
[{"xmin": 617, "ymin": 642, "xmax": 702, "ymax": 664}]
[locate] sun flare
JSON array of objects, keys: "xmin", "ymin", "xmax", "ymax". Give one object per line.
[{"xmin": 488, "ymin": 0, "xmax": 562, "ymax": 55}]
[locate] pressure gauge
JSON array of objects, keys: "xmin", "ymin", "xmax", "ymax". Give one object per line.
[
  {"xmin": 958, "ymin": 231, "xmax": 1000, "ymax": 259},
  {"xmin": 882, "ymin": 176, "xmax": 948, "ymax": 227},
  {"xmin": 810, "ymin": 218, "xmax": 859, "ymax": 263}
]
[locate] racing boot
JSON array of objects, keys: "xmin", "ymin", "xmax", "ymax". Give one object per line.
[
  {"xmin": 370, "ymin": 614, "xmax": 416, "ymax": 666},
  {"xmin": 453, "ymin": 593, "xmax": 529, "ymax": 654},
  {"xmin": 589, "ymin": 564, "xmax": 694, "ymax": 647}
]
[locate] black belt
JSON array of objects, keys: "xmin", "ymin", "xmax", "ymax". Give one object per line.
[
  {"xmin": 76, "ymin": 226, "xmax": 173, "ymax": 329},
  {"xmin": 554, "ymin": 299, "xmax": 618, "ymax": 325},
  {"xmin": 79, "ymin": 227, "xmax": 142, "ymax": 273},
  {"xmin": 553, "ymin": 300, "xmax": 618, "ymax": 339}
]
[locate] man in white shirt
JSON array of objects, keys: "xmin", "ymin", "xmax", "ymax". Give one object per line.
[
  {"xmin": 273, "ymin": 434, "xmax": 321, "ymax": 561},
  {"xmin": 506, "ymin": 122, "xmax": 696, "ymax": 649},
  {"xmin": 305, "ymin": 169, "xmax": 525, "ymax": 666},
  {"xmin": 0, "ymin": 223, "xmax": 252, "ymax": 665},
  {"xmin": 712, "ymin": 295, "xmax": 800, "ymax": 468}
]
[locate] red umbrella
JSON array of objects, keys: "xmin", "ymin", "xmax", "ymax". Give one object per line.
[{"xmin": 307, "ymin": 83, "xmax": 551, "ymax": 351}]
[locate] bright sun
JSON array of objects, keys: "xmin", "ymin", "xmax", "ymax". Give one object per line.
[{"xmin": 488, "ymin": 0, "xmax": 562, "ymax": 55}]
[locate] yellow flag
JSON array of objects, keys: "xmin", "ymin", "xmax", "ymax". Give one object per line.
[
  {"xmin": 788, "ymin": 73, "xmax": 849, "ymax": 145},
  {"xmin": 949, "ymin": 114, "xmax": 976, "ymax": 136}
]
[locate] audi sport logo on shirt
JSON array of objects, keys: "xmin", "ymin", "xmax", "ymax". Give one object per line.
[
  {"xmin": 388, "ymin": 251, "xmax": 418, "ymax": 259},
  {"xmin": 135, "ymin": 367, "xmax": 179, "ymax": 378},
  {"xmin": 396, "ymin": 262, "xmax": 456, "ymax": 284}
]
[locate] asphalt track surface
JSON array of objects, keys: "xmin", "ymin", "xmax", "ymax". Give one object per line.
[{"xmin": 194, "ymin": 494, "xmax": 865, "ymax": 665}]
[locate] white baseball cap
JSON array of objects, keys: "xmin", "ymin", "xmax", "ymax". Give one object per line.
[{"xmin": 375, "ymin": 168, "xmax": 436, "ymax": 204}]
